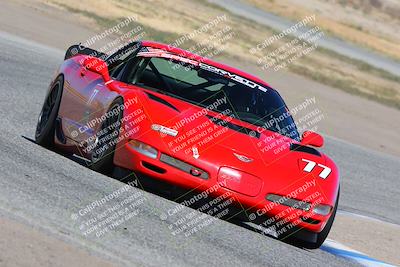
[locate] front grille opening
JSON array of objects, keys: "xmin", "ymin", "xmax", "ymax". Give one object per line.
[
  {"xmin": 142, "ymin": 161, "xmax": 166, "ymax": 174},
  {"xmin": 266, "ymin": 194, "xmax": 311, "ymax": 211},
  {"xmin": 160, "ymin": 153, "xmax": 209, "ymax": 180},
  {"xmin": 300, "ymin": 217, "xmax": 320, "ymax": 225}
]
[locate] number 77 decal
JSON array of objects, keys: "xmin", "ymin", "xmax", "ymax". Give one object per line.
[{"xmin": 301, "ymin": 159, "xmax": 332, "ymax": 179}]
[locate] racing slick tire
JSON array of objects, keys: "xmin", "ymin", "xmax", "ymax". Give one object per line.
[
  {"xmin": 299, "ymin": 187, "xmax": 340, "ymax": 249},
  {"xmin": 35, "ymin": 76, "xmax": 64, "ymax": 147},
  {"xmin": 90, "ymin": 98, "xmax": 123, "ymax": 174}
]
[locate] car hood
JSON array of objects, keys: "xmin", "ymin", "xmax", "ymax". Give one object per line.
[
  {"xmin": 130, "ymin": 89, "xmax": 327, "ymax": 172},
  {"xmin": 121, "ymin": 87, "xmax": 338, "ymax": 201}
]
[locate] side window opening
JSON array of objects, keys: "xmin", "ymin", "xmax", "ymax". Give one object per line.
[
  {"xmin": 122, "ymin": 57, "xmax": 148, "ymax": 84},
  {"xmin": 109, "ymin": 62, "xmax": 125, "ymax": 79}
]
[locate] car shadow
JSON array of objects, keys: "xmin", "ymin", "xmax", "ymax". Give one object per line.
[{"xmin": 111, "ymin": 166, "xmax": 308, "ymax": 249}]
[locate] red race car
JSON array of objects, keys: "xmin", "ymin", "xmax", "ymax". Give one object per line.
[{"xmin": 35, "ymin": 40, "xmax": 339, "ymax": 248}]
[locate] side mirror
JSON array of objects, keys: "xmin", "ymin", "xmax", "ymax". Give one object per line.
[
  {"xmin": 83, "ymin": 57, "xmax": 110, "ymax": 83},
  {"xmin": 301, "ymin": 130, "xmax": 324, "ymax": 147}
]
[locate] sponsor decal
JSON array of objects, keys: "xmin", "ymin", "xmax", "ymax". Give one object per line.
[
  {"xmin": 138, "ymin": 49, "xmax": 199, "ymax": 65},
  {"xmin": 301, "ymin": 159, "xmax": 331, "ymax": 179},
  {"xmin": 199, "ymin": 63, "xmax": 268, "ymax": 92},
  {"xmin": 138, "ymin": 48, "xmax": 269, "ymax": 92},
  {"xmin": 151, "ymin": 124, "xmax": 178, "ymax": 137}
]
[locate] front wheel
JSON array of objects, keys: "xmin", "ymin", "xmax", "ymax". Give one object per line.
[
  {"xmin": 300, "ymin": 188, "xmax": 340, "ymax": 249},
  {"xmin": 35, "ymin": 76, "xmax": 63, "ymax": 147},
  {"xmin": 90, "ymin": 98, "xmax": 123, "ymax": 174}
]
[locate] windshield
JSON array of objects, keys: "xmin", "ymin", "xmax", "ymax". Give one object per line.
[{"xmin": 133, "ymin": 55, "xmax": 300, "ymax": 141}]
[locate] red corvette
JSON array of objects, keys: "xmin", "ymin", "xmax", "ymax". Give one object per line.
[{"xmin": 35, "ymin": 40, "xmax": 339, "ymax": 248}]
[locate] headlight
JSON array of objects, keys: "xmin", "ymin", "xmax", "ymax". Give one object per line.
[
  {"xmin": 313, "ymin": 204, "xmax": 332, "ymax": 216},
  {"xmin": 128, "ymin": 140, "xmax": 158, "ymax": 159},
  {"xmin": 218, "ymin": 167, "xmax": 262, "ymax": 196}
]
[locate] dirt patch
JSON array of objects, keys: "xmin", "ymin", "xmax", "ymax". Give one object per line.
[
  {"xmin": 330, "ymin": 213, "xmax": 400, "ymax": 266},
  {"xmin": 245, "ymin": 0, "xmax": 400, "ymax": 61}
]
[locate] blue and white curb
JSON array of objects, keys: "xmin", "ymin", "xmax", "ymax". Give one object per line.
[{"xmin": 322, "ymin": 239, "xmax": 396, "ymax": 267}]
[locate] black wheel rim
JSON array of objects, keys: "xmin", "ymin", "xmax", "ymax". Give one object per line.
[{"xmin": 36, "ymin": 84, "xmax": 59, "ymax": 136}]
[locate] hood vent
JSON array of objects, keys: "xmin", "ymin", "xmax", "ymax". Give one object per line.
[
  {"xmin": 206, "ymin": 115, "xmax": 260, "ymax": 138},
  {"xmin": 145, "ymin": 92, "xmax": 179, "ymax": 112},
  {"xmin": 290, "ymin": 143, "xmax": 321, "ymax": 156}
]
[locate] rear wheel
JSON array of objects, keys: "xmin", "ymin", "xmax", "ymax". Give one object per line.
[
  {"xmin": 90, "ymin": 98, "xmax": 123, "ymax": 174},
  {"xmin": 35, "ymin": 76, "xmax": 63, "ymax": 147}
]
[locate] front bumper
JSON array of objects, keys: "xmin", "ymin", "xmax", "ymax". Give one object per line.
[{"xmin": 114, "ymin": 142, "xmax": 333, "ymax": 233}]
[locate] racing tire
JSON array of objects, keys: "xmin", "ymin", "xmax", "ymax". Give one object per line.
[
  {"xmin": 35, "ymin": 76, "xmax": 64, "ymax": 147},
  {"xmin": 301, "ymin": 187, "xmax": 340, "ymax": 249},
  {"xmin": 90, "ymin": 98, "xmax": 123, "ymax": 174}
]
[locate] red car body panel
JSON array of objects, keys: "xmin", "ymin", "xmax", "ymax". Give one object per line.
[{"xmin": 51, "ymin": 41, "xmax": 339, "ymax": 234}]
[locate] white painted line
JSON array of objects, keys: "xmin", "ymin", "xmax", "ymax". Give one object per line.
[{"xmin": 245, "ymin": 217, "xmax": 396, "ymax": 266}]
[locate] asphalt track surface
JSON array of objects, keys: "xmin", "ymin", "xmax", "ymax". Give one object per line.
[
  {"xmin": 208, "ymin": 0, "xmax": 400, "ymax": 77},
  {"xmin": 0, "ymin": 30, "xmax": 398, "ymax": 266}
]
